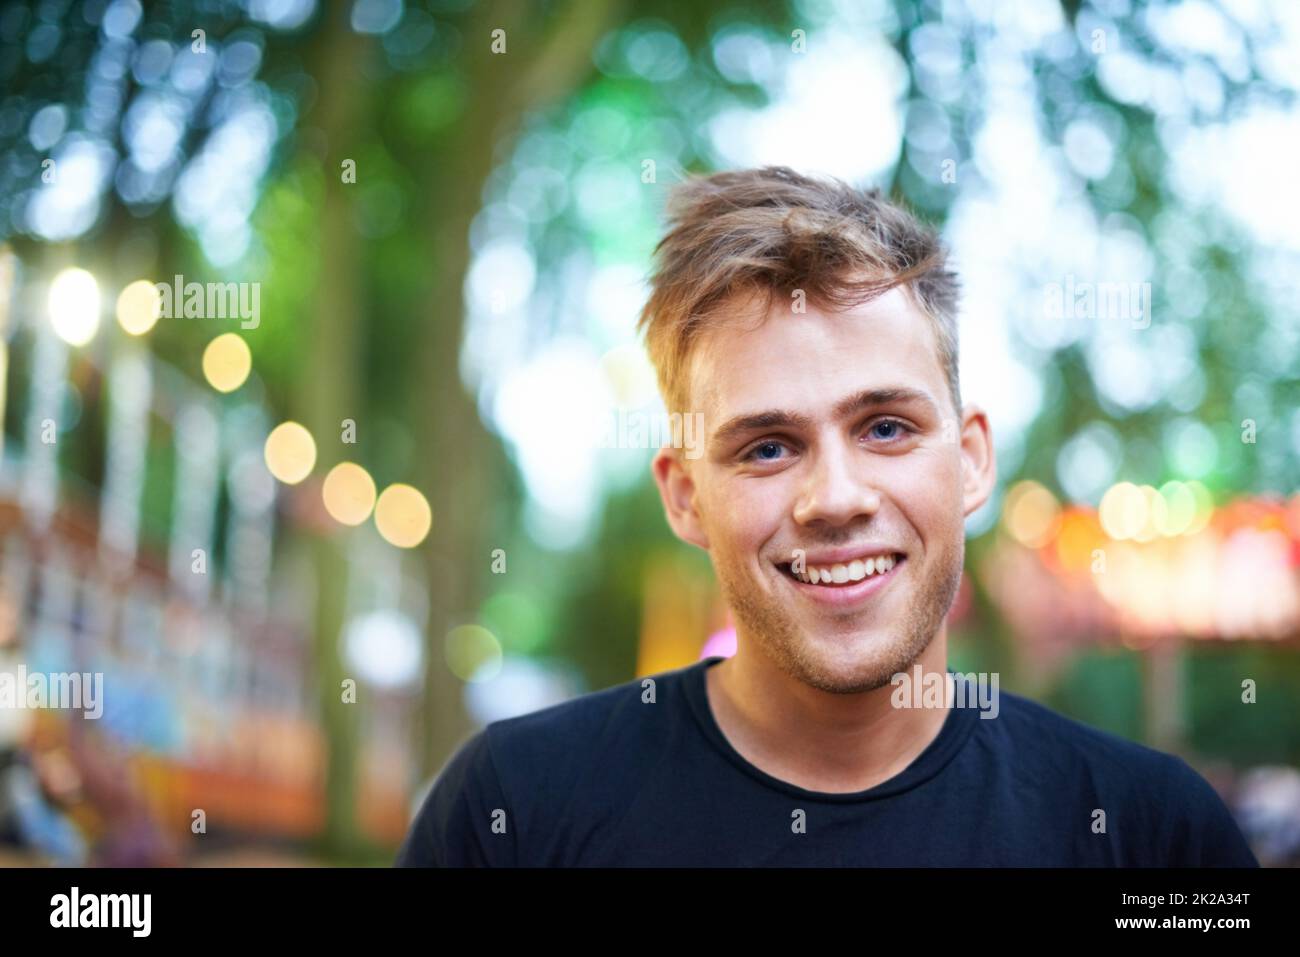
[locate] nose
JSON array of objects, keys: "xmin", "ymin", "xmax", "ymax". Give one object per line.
[{"xmin": 792, "ymin": 438, "xmax": 882, "ymax": 528}]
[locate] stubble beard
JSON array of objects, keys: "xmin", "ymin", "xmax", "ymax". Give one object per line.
[{"xmin": 713, "ymin": 532, "xmax": 965, "ymax": 695}]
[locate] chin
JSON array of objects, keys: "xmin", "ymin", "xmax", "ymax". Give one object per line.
[
  {"xmin": 719, "ymin": 558, "xmax": 943, "ymax": 693},
  {"xmin": 788, "ymin": 631, "xmax": 912, "ymax": 694}
]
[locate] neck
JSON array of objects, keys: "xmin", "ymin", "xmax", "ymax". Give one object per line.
[{"xmin": 705, "ymin": 629, "xmax": 952, "ymax": 794}]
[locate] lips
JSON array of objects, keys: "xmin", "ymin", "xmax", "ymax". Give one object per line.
[
  {"xmin": 775, "ymin": 551, "xmax": 907, "ymax": 607},
  {"xmin": 785, "ymin": 552, "xmax": 901, "ymax": 585}
]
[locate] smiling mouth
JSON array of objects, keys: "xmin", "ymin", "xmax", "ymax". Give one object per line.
[{"xmin": 778, "ymin": 553, "xmax": 906, "ymax": 586}]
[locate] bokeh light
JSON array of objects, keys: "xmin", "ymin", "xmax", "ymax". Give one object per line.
[
  {"xmin": 1133, "ymin": 485, "xmax": 1168, "ymax": 543},
  {"xmin": 1002, "ymin": 479, "xmax": 1061, "ymax": 548},
  {"xmin": 48, "ymin": 267, "xmax": 100, "ymax": 346},
  {"xmin": 115, "ymin": 278, "xmax": 162, "ymax": 335},
  {"xmin": 344, "ymin": 610, "xmax": 423, "ymax": 688},
  {"xmin": 444, "ymin": 624, "xmax": 503, "ymax": 682},
  {"xmin": 264, "ymin": 421, "xmax": 317, "ymax": 485},
  {"xmin": 599, "ymin": 343, "xmax": 659, "ymax": 409},
  {"xmin": 374, "ymin": 483, "xmax": 432, "ymax": 548},
  {"xmin": 202, "ymin": 333, "xmax": 252, "ymax": 393},
  {"xmin": 1157, "ymin": 480, "xmax": 1197, "ymax": 536},
  {"xmin": 322, "ymin": 462, "xmax": 377, "ymax": 526},
  {"xmin": 1099, "ymin": 481, "xmax": 1146, "ymax": 540},
  {"xmin": 1054, "ymin": 507, "xmax": 1105, "ymax": 574},
  {"xmin": 1185, "ymin": 480, "xmax": 1215, "ymax": 535}
]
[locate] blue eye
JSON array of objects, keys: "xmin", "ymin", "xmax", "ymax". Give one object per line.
[
  {"xmin": 746, "ymin": 441, "xmax": 786, "ymax": 462},
  {"xmin": 869, "ymin": 419, "xmax": 910, "ymax": 441}
]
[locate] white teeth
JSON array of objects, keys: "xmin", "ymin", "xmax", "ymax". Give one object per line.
[{"xmin": 793, "ymin": 554, "xmax": 898, "ymax": 585}]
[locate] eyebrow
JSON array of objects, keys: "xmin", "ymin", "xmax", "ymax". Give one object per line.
[{"xmin": 710, "ymin": 387, "xmax": 940, "ymax": 449}]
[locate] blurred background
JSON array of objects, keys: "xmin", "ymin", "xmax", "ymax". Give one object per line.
[{"xmin": 0, "ymin": 0, "xmax": 1297, "ymax": 867}]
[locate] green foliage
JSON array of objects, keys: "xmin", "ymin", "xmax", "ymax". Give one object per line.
[
  {"xmin": 1187, "ymin": 650, "xmax": 1300, "ymax": 765},
  {"xmin": 1045, "ymin": 649, "xmax": 1145, "ymax": 741}
]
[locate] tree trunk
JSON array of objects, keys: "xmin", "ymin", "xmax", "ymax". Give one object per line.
[
  {"xmin": 299, "ymin": 2, "xmax": 372, "ymax": 855},
  {"xmin": 412, "ymin": 0, "xmax": 627, "ymax": 778}
]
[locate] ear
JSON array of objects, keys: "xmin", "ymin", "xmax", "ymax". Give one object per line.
[
  {"xmin": 957, "ymin": 404, "xmax": 996, "ymax": 517},
  {"xmin": 651, "ymin": 446, "xmax": 710, "ymax": 551}
]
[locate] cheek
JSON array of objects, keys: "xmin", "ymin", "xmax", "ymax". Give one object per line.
[
  {"xmin": 707, "ymin": 477, "xmax": 787, "ymax": 554},
  {"xmin": 890, "ymin": 454, "xmax": 966, "ymax": 535}
]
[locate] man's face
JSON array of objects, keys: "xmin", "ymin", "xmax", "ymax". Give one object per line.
[{"xmin": 654, "ymin": 286, "xmax": 994, "ymax": 694}]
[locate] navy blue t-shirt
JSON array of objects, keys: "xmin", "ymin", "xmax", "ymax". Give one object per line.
[{"xmin": 395, "ymin": 656, "xmax": 1259, "ymax": 867}]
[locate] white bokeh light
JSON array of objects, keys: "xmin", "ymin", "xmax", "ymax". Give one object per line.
[
  {"xmin": 707, "ymin": 32, "xmax": 908, "ymax": 183},
  {"xmin": 344, "ymin": 609, "xmax": 423, "ymax": 689},
  {"xmin": 48, "ymin": 268, "xmax": 102, "ymax": 346}
]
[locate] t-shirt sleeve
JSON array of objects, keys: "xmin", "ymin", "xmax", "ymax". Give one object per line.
[
  {"xmin": 394, "ymin": 729, "xmax": 515, "ymax": 867},
  {"xmin": 1165, "ymin": 757, "xmax": 1259, "ymax": 868}
]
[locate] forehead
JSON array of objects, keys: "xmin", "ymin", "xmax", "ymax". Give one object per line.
[{"xmin": 687, "ymin": 286, "xmax": 948, "ymax": 418}]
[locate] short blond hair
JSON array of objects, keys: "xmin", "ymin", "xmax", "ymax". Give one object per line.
[{"xmin": 636, "ymin": 165, "xmax": 961, "ymax": 416}]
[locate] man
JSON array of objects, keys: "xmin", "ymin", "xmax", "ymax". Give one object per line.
[{"xmin": 396, "ymin": 166, "xmax": 1258, "ymax": 867}]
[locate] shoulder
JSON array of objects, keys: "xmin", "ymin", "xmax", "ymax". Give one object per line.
[
  {"xmin": 395, "ymin": 721, "xmax": 522, "ymax": 867},
  {"xmin": 987, "ymin": 689, "xmax": 1206, "ymax": 791},
  {"xmin": 395, "ymin": 660, "xmax": 698, "ymax": 866},
  {"xmin": 482, "ymin": 660, "xmax": 692, "ymax": 788},
  {"xmin": 984, "ymin": 690, "xmax": 1257, "ymax": 865},
  {"xmin": 987, "ymin": 690, "xmax": 1177, "ymax": 775}
]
